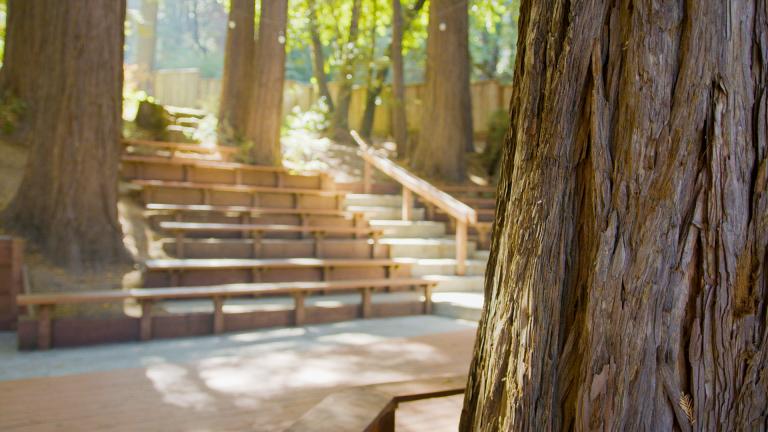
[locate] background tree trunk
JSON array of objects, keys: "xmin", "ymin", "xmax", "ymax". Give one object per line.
[
  {"xmin": 330, "ymin": 0, "xmax": 362, "ymax": 141},
  {"xmin": 218, "ymin": 0, "xmax": 255, "ymax": 144},
  {"xmin": 1, "ymin": 0, "xmax": 129, "ymax": 271},
  {"xmin": 136, "ymin": 0, "xmax": 159, "ymax": 93},
  {"xmin": 246, "ymin": 0, "xmax": 288, "ymax": 165},
  {"xmin": 461, "ymin": 0, "xmax": 768, "ymax": 430},
  {"xmin": 0, "ymin": 0, "xmax": 45, "ymax": 142},
  {"xmin": 391, "ymin": 0, "xmax": 408, "ymax": 157},
  {"xmin": 308, "ymin": 0, "xmax": 334, "ymax": 113},
  {"xmin": 411, "ymin": 0, "xmax": 471, "ymax": 182}
]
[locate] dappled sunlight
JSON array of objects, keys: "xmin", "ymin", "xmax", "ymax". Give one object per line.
[{"xmin": 144, "ymin": 362, "xmax": 217, "ymax": 411}]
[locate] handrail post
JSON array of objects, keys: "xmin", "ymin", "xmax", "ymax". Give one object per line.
[
  {"xmin": 455, "ymin": 220, "xmax": 468, "ymax": 276},
  {"xmin": 363, "ymin": 159, "xmax": 372, "ymax": 194},
  {"xmin": 402, "ymin": 188, "xmax": 413, "ymax": 221}
]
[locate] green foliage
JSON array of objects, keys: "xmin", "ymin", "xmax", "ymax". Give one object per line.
[{"xmin": 481, "ymin": 109, "xmax": 508, "ymax": 177}]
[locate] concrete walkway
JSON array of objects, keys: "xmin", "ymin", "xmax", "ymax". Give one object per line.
[{"xmin": 0, "ymin": 316, "xmax": 476, "ymax": 431}]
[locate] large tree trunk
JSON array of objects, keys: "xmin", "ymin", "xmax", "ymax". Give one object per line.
[
  {"xmin": 461, "ymin": 0, "xmax": 768, "ymax": 431},
  {"xmin": 246, "ymin": 0, "xmax": 288, "ymax": 165},
  {"xmin": 330, "ymin": 0, "xmax": 362, "ymax": 141},
  {"xmin": 308, "ymin": 1, "xmax": 334, "ymax": 113},
  {"xmin": 411, "ymin": 0, "xmax": 472, "ymax": 182},
  {"xmin": 136, "ymin": 0, "xmax": 158, "ymax": 93},
  {"xmin": 218, "ymin": 0, "xmax": 255, "ymax": 144},
  {"xmin": 391, "ymin": 0, "xmax": 408, "ymax": 157},
  {"xmin": 1, "ymin": 0, "xmax": 129, "ymax": 271},
  {"xmin": 0, "ymin": 0, "xmax": 45, "ymax": 141}
]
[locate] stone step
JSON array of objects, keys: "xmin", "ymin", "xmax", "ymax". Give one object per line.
[
  {"xmin": 380, "ymin": 238, "xmax": 477, "ymax": 259},
  {"xmin": 422, "ymin": 275, "xmax": 485, "ymax": 292},
  {"xmin": 431, "ymin": 292, "xmax": 485, "ymax": 321},
  {"xmin": 368, "ymin": 220, "xmax": 446, "ymax": 238},
  {"xmin": 344, "ymin": 194, "xmax": 403, "ymax": 208},
  {"xmin": 346, "ymin": 206, "xmax": 426, "ymax": 221},
  {"xmin": 405, "ymin": 258, "xmax": 487, "ymax": 277}
]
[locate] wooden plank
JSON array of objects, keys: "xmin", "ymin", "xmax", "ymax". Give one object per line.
[
  {"xmin": 143, "ymin": 257, "xmax": 406, "ymax": 270},
  {"xmin": 293, "ymin": 292, "xmax": 305, "ymax": 326},
  {"xmin": 158, "ymin": 221, "xmax": 381, "ymax": 237},
  {"xmin": 37, "ymin": 305, "xmax": 51, "ymax": 350},
  {"xmin": 146, "ymin": 203, "xmax": 367, "ymax": 219},
  {"xmin": 132, "ymin": 179, "xmax": 346, "ymax": 197},
  {"xmin": 212, "ymin": 297, "xmax": 224, "ymax": 334},
  {"xmin": 140, "ymin": 301, "xmax": 153, "ymax": 341}
]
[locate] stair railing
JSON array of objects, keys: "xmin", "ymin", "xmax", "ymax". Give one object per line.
[{"xmin": 350, "ymin": 131, "xmax": 477, "ymax": 275}]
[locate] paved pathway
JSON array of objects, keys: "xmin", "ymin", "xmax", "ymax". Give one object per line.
[{"xmin": 0, "ymin": 316, "xmax": 476, "ymax": 431}]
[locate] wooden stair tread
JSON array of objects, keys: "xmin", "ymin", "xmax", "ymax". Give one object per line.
[
  {"xmin": 123, "ymin": 154, "xmax": 317, "ymax": 175},
  {"xmin": 146, "ymin": 203, "xmax": 363, "ymax": 216},
  {"xmin": 123, "ymin": 139, "xmax": 239, "ymax": 154},
  {"xmin": 160, "ymin": 221, "xmax": 379, "ymax": 234},
  {"xmin": 144, "ymin": 258, "xmax": 408, "ymax": 269},
  {"xmin": 133, "ymin": 179, "xmax": 344, "ymax": 195},
  {"xmin": 18, "ymin": 278, "xmax": 436, "ymax": 305}
]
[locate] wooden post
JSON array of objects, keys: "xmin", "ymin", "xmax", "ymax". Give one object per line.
[
  {"xmin": 293, "ymin": 292, "xmax": 305, "ymax": 326},
  {"xmin": 455, "ymin": 220, "xmax": 468, "ymax": 276},
  {"xmin": 251, "ymin": 231, "xmax": 263, "ymax": 258},
  {"xmin": 363, "ymin": 159, "xmax": 372, "ymax": 193},
  {"xmin": 377, "ymin": 409, "xmax": 396, "ymax": 432},
  {"xmin": 0, "ymin": 237, "xmax": 23, "ymax": 330},
  {"xmin": 361, "ymin": 287, "xmax": 372, "ymax": 318},
  {"xmin": 402, "ymin": 188, "xmax": 413, "ymax": 221},
  {"xmin": 212, "ymin": 297, "xmax": 224, "ymax": 334},
  {"xmin": 423, "ymin": 284, "xmax": 433, "ymax": 314},
  {"xmin": 175, "ymin": 230, "xmax": 185, "ymax": 258},
  {"xmin": 37, "ymin": 304, "xmax": 52, "ymax": 350},
  {"xmin": 313, "ymin": 232, "xmax": 325, "ymax": 257},
  {"xmin": 140, "ymin": 301, "xmax": 153, "ymax": 341},
  {"xmin": 202, "ymin": 188, "xmax": 211, "ymax": 205}
]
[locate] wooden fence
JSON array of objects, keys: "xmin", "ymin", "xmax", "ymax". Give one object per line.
[{"xmin": 148, "ymin": 68, "xmax": 511, "ymax": 137}]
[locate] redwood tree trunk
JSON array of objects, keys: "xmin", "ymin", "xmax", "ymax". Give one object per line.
[
  {"xmin": 218, "ymin": 0, "xmax": 255, "ymax": 143},
  {"xmin": 391, "ymin": 0, "xmax": 408, "ymax": 157},
  {"xmin": 1, "ymin": 0, "xmax": 129, "ymax": 271},
  {"xmin": 461, "ymin": 0, "xmax": 768, "ymax": 431},
  {"xmin": 411, "ymin": 0, "xmax": 472, "ymax": 182},
  {"xmin": 308, "ymin": 1, "xmax": 334, "ymax": 113},
  {"xmin": 330, "ymin": 0, "xmax": 362, "ymax": 140},
  {"xmin": 246, "ymin": 0, "xmax": 288, "ymax": 165}
]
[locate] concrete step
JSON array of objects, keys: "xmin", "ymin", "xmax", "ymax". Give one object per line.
[
  {"xmin": 344, "ymin": 194, "xmax": 403, "ymax": 207},
  {"xmin": 346, "ymin": 206, "xmax": 426, "ymax": 221},
  {"xmin": 431, "ymin": 292, "xmax": 485, "ymax": 321},
  {"xmin": 422, "ymin": 275, "xmax": 485, "ymax": 292},
  {"xmin": 380, "ymin": 237, "xmax": 477, "ymax": 259},
  {"xmin": 368, "ymin": 220, "xmax": 446, "ymax": 238},
  {"xmin": 402, "ymin": 258, "xmax": 487, "ymax": 277},
  {"xmin": 473, "ymin": 250, "xmax": 490, "ymax": 260}
]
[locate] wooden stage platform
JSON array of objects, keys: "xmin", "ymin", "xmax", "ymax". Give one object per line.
[{"xmin": 0, "ymin": 325, "xmax": 475, "ymax": 431}]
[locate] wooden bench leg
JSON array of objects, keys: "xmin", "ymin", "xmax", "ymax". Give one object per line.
[
  {"xmin": 212, "ymin": 297, "xmax": 224, "ymax": 334},
  {"xmin": 251, "ymin": 231, "xmax": 263, "ymax": 258},
  {"xmin": 175, "ymin": 231, "xmax": 185, "ymax": 258},
  {"xmin": 140, "ymin": 301, "xmax": 153, "ymax": 341},
  {"xmin": 202, "ymin": 188, "xmax": 211, "ymax": 205},
  {"xmin": 37, "ymin": 305, "xmax": 52, "ymax": 350},
  {"xmin": 293, "ymin": 292, "xmax": 305, "ymax": 326},
  {"xmin": 314, "ymin": 232, "xmax": 325, "ymax": 257},
  {"xmin": 423, "ymin": 284, "xmax": 433, "ymax": 315},
  {"xmin": 361, "ymin": 287, "xmax": 372, "ymax": 318}
]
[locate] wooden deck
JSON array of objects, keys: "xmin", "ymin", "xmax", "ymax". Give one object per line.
[{"xmin": 0, "ymin": 328, "xmax": 475, "ymax": 431}]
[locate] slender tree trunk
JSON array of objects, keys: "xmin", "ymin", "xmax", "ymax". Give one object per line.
[
  {"xmin": 1, "ymin": 0, "xmax": 129, "ymax": 271},
  {"xmin": 308, "ymin": 1, "xmax": 334, "ymax": 113},
  {"xmin": 360, "ymin": 68, "xmax": 388, "ymax": 139},
  {"xmin": 461, "ymin": 0, "xmax": 768, "ymax": 431},
  {"xmin": 136, "ymin": 0, "xmax": 158, "ymax": 93},
  {"xmin": 330, "ymin": 0, "xmax": 362, "ymax": 141},
  {"xmin": 0, "ymin": 0, "xmax": 45, "ymax": 142},
  {"xmin": 391, "ymin": 0, "xmax": 408, "ymax": 157},
  {"xmin": 218, "ymin": 0, "xmax": 255, "ymax": 144},
  {"xmin": 246, "ymin": 0, "xmax": 288, "ymax": 165},
  {"xmin": 411, "ymin": 0, "xmax": 472, "ymax": 182}
]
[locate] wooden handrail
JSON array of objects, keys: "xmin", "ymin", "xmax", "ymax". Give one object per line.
[
  {"xmin": 350, "ymin": 131, "xmax": 476, "ymax": 275},
  {"xmin": 286, "ymin": 375, "xmax": 466, "ymax": 432}
]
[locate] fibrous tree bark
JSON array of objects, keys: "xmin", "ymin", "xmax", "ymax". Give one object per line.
[
  {"xmin": 308, "ymin": 0, "xmax": 335, "ymax": 113},
  {"xmin": 246, "ymin": 0, "xmax": 288, "ymax": 165},
  {"xmin": 218, "ymin": 0, "xmax": 255, "ymax": 144},
  {"xmin": 412, "ymin": 0, "xmax": 472, "ymax": 182},
  {"xmin": 136, "ymin": 0, "xmax": 159, "ymax": 93},
  {"xmin": 461, "ymin": 0, "xmax": 768, "ymax": 431},
  {"xmin": 330, "ymin": 0, "xmax": 362, "ymax": 141},
  {"xmin": 1, "ymin": 0, "xmax": 129, "ymax": 271}
]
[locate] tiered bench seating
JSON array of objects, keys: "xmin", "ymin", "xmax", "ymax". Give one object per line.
[
  {"xmin": 160, "ymin": 221, "xmax": 383, "ymax": 258},
  {"xmin": 17, "ymin": 278, "xmax": 437, "ymax": 350},
  {"xmin": 122, "ymin": 139, "xmax": 240, "ymax": 160}
]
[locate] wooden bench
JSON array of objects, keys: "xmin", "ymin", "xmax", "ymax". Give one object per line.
[
  {"xmin": 123, "ymin": 139, "xmax": 239, "ymax": 160},
  {"xmin": 159, "ymin": 221, "xmax": 383, "ymax": 258},
  {"xmin": 143, "ymin": 258, "xmax": 412, "ymax": 287},
  {"xmin": 146, "ymin": 203, "xmax": 368, "ymax": 226},
  {"xmin": 134, "ymin": 179, "xmax": 347, "ymax": 209},
  {"xmin": 122, "ymin": 154, "xmax": 333, "ymax": 190},
  {"xmin": 287, "ymin": 375, "xmax": 465, "ymax": 432},
  {"xmin": 17, "ymin": 278, "xmax": 437, "ymax": 350}
]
